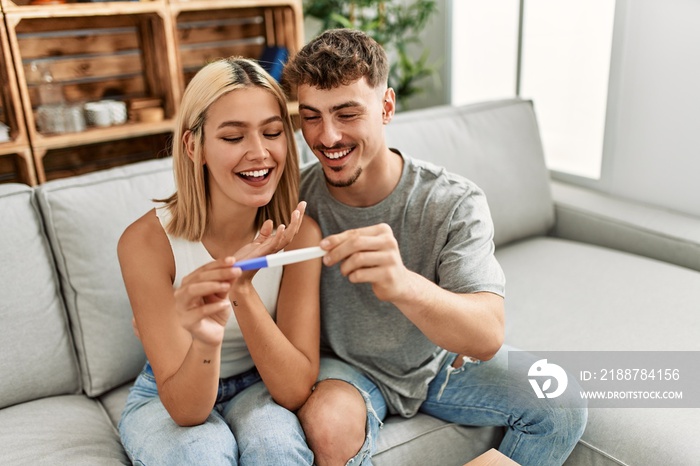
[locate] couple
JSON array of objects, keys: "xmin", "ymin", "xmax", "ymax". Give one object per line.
[{"xmin": 117, "ymin": 29, "xmax": 586, "ymax": 465}]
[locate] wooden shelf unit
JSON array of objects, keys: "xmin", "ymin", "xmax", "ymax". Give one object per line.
[
  {"xmin": 170, "ymin": 0, "xmax": 303, "ymax": 100},
  {"xmin": 0, "ymin": 0, "xmax": 303, "ymax": 185},
  {"xmin": 4, "ymin": 5, "xmax": 178, "ymax": 183},
  {"xmin": 0, "ymin": 11, "xmax": 36, "ymax": 184},
  {"xmin": 0, "ymin": 0, "xmax": 163, "ymax": 14}
]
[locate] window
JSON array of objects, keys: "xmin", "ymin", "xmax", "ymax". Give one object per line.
[
  {"xmin": 450, "ymin": 0, "xmax": 616, "ymax": 179},
  {"xmin": 450, "ymin": 0, "xmax": 520, "ymax": 105}
]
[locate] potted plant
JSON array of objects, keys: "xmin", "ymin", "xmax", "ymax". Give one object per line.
[{"xmin": 303, "ymin": 0, "xmax": 438, "ymax": 109}]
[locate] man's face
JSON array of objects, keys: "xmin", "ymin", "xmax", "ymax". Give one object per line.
[{"xmin": 297, "ymin": 78, "xmax": 392, "ymax": 190}]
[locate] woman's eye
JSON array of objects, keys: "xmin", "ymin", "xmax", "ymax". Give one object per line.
[
  {"xmin": 222, "ymin": 136, "xmax": 243, "ymax": 143},
  {"xmin": 264, "ymin": 131, "xmax": 283, "ymax": 139}
]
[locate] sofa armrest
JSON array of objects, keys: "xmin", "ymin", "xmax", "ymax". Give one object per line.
[{"xmin": 550, "ymin": 181, "xmax": 700, "ymax": 272}]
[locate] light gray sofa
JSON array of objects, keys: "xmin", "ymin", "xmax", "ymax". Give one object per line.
[{"xmin": 1, "ymin": 98, "xmax": 698, "ymax": 465}]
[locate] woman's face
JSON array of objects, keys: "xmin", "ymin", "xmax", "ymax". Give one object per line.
[{"xmin": 199, "ymin": 87, "xmax": 287, "ymax": 210}]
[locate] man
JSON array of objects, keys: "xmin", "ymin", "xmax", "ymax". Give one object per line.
[{"xmin": 283, "ymin": 28, "xmax": 587, "ymax": 466}]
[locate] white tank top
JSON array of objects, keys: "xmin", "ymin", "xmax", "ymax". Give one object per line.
[{"xmin": 155, "ymin": 206, "xmax": 282, "ymax": 378}]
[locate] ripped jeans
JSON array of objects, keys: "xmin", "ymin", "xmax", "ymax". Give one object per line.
[{"xmin": 320, "ymin": 345, "xmax": 587, "ymax": 466}]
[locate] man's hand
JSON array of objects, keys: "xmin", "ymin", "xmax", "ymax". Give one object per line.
[{"xmin": 320, "ymin": 223, "xmax": 412, "ymax": 303}]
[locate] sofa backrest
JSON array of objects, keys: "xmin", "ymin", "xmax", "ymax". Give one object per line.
[
  {"xmin": 36, "ymin": 158, "xmax": 174, "ymax": 397},
  {"xmin": 385, "ymin": 99, "xmax": 555, "ymax": 247},
  {"xmin": 0, "ymin": 184, "xmax": 81, "ymax": 408}
]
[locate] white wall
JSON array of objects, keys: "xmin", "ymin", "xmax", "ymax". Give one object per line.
[{"xmin": 598, "ymin": 0, "xmax": 700, "ymax": 217}]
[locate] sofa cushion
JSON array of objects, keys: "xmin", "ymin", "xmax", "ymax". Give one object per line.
[
  {"xmin": 0, "ymin": 184, "xmax": 80, "ymax": 409},
  {"xmin": 374, "ymin": 414, "xmax": 502, "ymax": 466},
  {"xmin": 552, "ymin": 180, "xmax": 700, "ymax": 273},
  {"xmin": 496, "ymin": 236, "xmax": 700, "ymax": 351},
  {"xmin": 385, "ymin": 99, "xmax": 554, "ymax": 247},
  {"xmin": 564, "ymin": 407, "xmax": 699, "ymax": 466},
  {"xmin": 98, "ymin": 382, "xmax": 505, "ymax": 465},
  {"xmin": 99, "ymin": 382, "xmax": 132, "ymax": 427},
  {"xmin": 36, "ymin": 158, "xmax": 175, "ymax": 397},
  {"xmin": 0, "ymin": 395, "xmax": 128, "ymax": 465},
  {"xmin": 496, "ymin": 237, "xmax": 700, "ymax": 465}
]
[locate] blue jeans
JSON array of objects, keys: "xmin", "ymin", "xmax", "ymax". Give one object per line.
[
  {"xmin": 320, "ymin": 345, "xmax": 587, "ymax": 466},
  {"xmin": 119, "ymin": 362, "xmax": 313, "ymax": 465}
]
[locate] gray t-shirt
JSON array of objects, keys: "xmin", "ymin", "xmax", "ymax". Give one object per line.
[{"xmin": 300, "ymin": 152, "xmax": 506, "ymax": 417}]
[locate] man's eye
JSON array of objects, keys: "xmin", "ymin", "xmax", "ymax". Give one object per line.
[
  {"xmin": 339, "ymin": 113, "xmax": 358, "ymax": 119},
  {"xmin": 302, "ymin": 115, "xmax": 320, "ymax": 121}
]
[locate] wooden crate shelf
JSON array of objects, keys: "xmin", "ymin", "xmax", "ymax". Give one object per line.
[
  {"xmin": 4, "ymin": 8, "xmax": 179, "ymax": 179},
  {"xmin": 32, "ymin": 120, "xmax": 175, "ymax": 151},
  {"xmin": 36, "ymin": 131, "xmax": 171, "ymax": 183},
  {"xmin": 0, "ymin": 147, "xmax": 36, "ymax": 184},
  {"xmin": 0, "ymin": 0, "xmax": 163, "ymax": 14},
  {"xmin": 172, "ymin": 1, "xmax": 303, "ymax": 89},
  {"xmin": 1, "ymin": 11, "xmax": 36, "ymax": 185},
  {"xmin": 0, "ymin": 0, "xmax": 303, "ymax": 184}
]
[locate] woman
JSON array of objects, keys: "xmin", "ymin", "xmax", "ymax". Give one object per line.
[{"xmin": 117, "ymin": 57, "xmax": 321, "ymax": 465}]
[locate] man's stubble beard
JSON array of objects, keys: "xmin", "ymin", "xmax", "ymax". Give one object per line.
[{"xmin": 325, "ymin": 166, "xmax": 363, "ymax": 188}]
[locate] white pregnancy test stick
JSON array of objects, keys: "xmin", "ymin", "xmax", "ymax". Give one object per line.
[{"xmin": 233, "ymin": 246, "xmax": 325, "ymax": 271}]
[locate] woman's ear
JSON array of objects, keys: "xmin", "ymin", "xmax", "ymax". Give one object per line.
[{"xmin": 183, "ymin": 130, "xmax": 201, "ymax": 164}]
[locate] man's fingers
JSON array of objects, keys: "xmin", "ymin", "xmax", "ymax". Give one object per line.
[
  {"xmin": 322, "ymin": 224, "xmax": 397, "ymax": 266},
  {"xmin": 338, "ymin": 249, "xmax": 395, "ymax": 277},
  {"xmin": 321, "ymin": 224, "xmax": 393, "ymax": 249}
]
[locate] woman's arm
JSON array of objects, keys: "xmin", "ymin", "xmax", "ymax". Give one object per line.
[
  {"xmin": 118, "ymin": 210, "xmax": 239, "ymax": 426},
  {"xmin": 231, "ymin": 216, "xmax": 322, "ymax": 411}
]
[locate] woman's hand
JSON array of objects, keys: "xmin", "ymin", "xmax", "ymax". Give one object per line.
[
  {"xmin": 173, "ymin": 257, "xmax": 242, "ymax": 346},
  {"xmin": 232, "ymin": 201, "xmax": 307, "ymax": 268}
]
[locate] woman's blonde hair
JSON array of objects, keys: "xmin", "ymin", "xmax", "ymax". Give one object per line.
[{"xmin": 160, "ymin": 57, "xmax": 300, "ymax": 241}]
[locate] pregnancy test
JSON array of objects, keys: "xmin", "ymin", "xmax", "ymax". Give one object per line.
[{"xmin": 233, "ymin": 246, "xmax": 325, "ymax": 271}]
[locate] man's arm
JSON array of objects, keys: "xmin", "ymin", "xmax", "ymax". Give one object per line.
[{"xmin": 320, "ymin": 223, "xmax": 504, "ymax": 360}]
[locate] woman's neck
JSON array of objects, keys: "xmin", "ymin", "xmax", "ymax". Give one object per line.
[{"xmin": 202, "ymin": 203, "xmax": 258, "ymax": 260}]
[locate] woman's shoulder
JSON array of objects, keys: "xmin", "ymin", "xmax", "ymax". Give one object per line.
[
  {"xmin": 288, "ymin": 214, "xmax": 322, "ymax": 250},
  {"xmin": 118, "ymin": 208, "xmax": 170, "ymax": 262}
]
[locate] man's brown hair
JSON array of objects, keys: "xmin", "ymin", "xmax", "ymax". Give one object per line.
[{"xmin": 283, "ymin": 28, "xmax": 389, "ymax": 91}]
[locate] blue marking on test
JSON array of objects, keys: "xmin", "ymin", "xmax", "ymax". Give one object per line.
[{"xmin": 234, "ymin": 257, "xmax": 269, "ymax": 271}]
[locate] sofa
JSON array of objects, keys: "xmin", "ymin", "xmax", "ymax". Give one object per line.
[{"xmin": 1, "ymin": 98, "xmax": 698, "ymax": 465}]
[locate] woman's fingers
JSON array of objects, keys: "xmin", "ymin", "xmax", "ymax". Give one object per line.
[
  {"xmin": 176, "ymin": 257, "xmax": 242, "ymax": 308},
  {"xmin": 180, "ymin": 257, "xmax": 237, "ymax": 286},
  {"xmin": 174, "ymin": 281, "xmax": 230, "ymax": 307},
  {"xmin": 179, "ymin": 300, "xmax": 231, "ymax": 345},
  {"xmin": 263, "ymin": 202, "xmax": 307, "ymax": 251}
]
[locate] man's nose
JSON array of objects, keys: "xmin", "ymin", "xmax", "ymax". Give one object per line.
[{"xmin": 319, "ymin": 119, "xmax": 342, "ymax": 148}]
